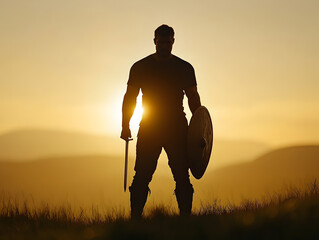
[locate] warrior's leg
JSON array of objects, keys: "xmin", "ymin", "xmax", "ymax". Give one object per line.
[
  {"xmin": 130, "ymin": 129, "xmax": 162, "ymax": 219},
  {"xmin": 164, "ymin": 118, "xmax": 194, "ymax": 216},
  {"xmin": 169, "ymin": 162, "xmax": 194, "ymax": 216}
]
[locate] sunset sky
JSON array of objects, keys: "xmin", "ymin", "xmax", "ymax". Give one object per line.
[{"xmin": 1, "ymin": 0, "xmax": 318, "ymax": 146}]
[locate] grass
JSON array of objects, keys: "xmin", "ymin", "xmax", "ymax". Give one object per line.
[{"xmin": 0, "ymin": 180, "xmax": 318, "ymax": 240}]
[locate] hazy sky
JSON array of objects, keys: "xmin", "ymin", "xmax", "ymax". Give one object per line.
[{"xmin": 1, "ymin": 0, "xmax": 318, "ymax": 146}]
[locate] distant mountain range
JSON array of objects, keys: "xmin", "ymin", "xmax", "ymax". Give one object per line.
[
  {"xmin": 0, "ymin": 144, "xmax": 318, "ymax": 209},
  {"xmin": 0, "ymin": 128, "xmax": 270, "ymax": 169},
  {"xmin": 0, "ymin": 128, "xmax": 122, "ymax": 160}
]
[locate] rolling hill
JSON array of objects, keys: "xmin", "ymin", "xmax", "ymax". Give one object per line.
[
  {"xmin": 196, "ymin": 145, "xmax": 319, "ymax": 203},
  {"xmin": 0, "ymin": 145, "xmax": 318, "ymax": 211}
]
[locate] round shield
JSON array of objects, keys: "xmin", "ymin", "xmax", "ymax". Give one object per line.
[{"xmin": 187, "ymin": 106, "xmax": 213, "ymax": 179}]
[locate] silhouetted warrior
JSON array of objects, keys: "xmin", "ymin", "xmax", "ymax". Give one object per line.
[{"xmin": 121, "ymin": 25, "xmax": 201, "ymax": 218}]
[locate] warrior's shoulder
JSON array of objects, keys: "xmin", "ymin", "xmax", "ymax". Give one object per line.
[
  {"xmin": 130, "ymin": 54, "xmax": 154, "ymax": 70},
  {"xmin": 172, "ymin": 55, "xmax": 194, "ymax": 70}
]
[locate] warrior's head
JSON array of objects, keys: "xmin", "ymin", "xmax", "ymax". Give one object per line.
[{"xmin": 154, "ymin": 24, "xmax": 175, "ymax": 58}]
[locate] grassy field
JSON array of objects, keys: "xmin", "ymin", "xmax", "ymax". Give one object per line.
[{"xmin": 0, "ymin": 180, "xmax": 318, "ymax": 240}]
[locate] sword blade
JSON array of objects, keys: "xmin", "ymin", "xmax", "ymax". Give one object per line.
[{"xmin": 124, "ymin": 140, "xmax": 129, "ymax": 192}]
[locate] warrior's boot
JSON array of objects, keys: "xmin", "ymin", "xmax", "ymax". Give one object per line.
[
  {"xmin": 175, "ymin": 184, "xmax": 194, "ymax": 216},
  {"xmin": 129, "ymin": 185, "xmax": 149, "ymax": 219}
]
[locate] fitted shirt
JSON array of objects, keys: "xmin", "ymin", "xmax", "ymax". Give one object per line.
[{"xmin": 128, "ymin": 54, "xmax": 197, "ymax": 126}]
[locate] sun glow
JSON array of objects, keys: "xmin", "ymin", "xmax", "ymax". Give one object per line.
[{"xmin": 130, "ymin": 92, "xmax": 144, "ymax": 131}]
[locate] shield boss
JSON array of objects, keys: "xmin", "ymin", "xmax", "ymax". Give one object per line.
[{"xmin": 187, "ymin": 106, "xmax": 213, "ymax": 179}]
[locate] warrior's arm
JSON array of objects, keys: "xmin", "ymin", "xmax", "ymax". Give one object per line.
[
  {"xmin": 122, "ymin": 85, "xmax": 139, "ymax": 128},
  {"xmin": 185, "ymin": 86, "xmax": 201, "ymax": 115},
  {"xmin": 121, "ymin": 85, "xmax": 139, "ymax": 140}
]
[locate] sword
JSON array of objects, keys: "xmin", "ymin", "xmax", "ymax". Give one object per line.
[{"xmin": 124, "ymin": 138, "xmax": 132, "ymax": 192}]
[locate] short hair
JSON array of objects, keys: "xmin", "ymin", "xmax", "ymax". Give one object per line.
[{"xmin": 154, "ymin": 24, "xmax": 174, "ymax": 39}]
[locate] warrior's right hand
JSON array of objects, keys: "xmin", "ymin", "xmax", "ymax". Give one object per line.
[{"xmin": 120, "ymin": 127, "xmax": 132, "ymax": 141}]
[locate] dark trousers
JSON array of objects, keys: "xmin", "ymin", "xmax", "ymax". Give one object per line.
[{"xmin": 129, "ymin": 116, "xmax": 194, "ymax": 217}]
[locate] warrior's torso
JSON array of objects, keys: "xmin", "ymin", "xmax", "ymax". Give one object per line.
[{"xmin": 128, "ymin": 54, "xmax": 197, "ymax": 128}]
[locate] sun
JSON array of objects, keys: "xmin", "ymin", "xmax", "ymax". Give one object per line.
[{"xmin": 130, "ymin": 93, "xmax": 144, "ymax": 130}]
